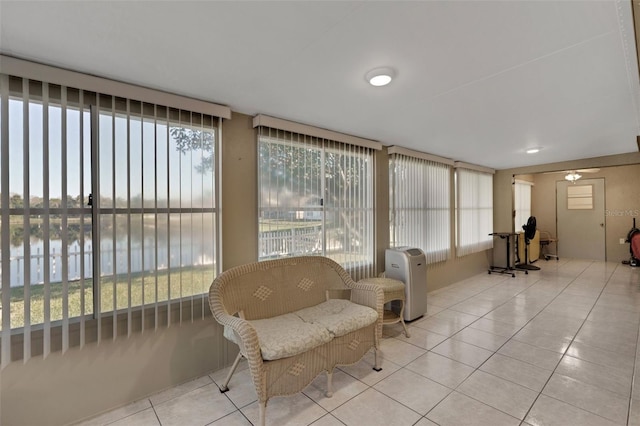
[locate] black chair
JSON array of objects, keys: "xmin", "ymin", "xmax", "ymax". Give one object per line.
[{"xmin": 516, "ymin": 216, "xmax": 540, "ymax": 272}]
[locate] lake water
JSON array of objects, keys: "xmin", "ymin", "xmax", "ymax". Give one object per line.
[{"xmin": 3, "ymin": 237, "xmax": 214, "ymax": 288}]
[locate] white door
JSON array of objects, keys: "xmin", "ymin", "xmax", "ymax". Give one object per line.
[{"xmin": 556, "ymin": 178, "xmax": 605, "ymax": 260}]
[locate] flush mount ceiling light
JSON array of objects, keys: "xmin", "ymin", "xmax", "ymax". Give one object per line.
[
  {"xmin": 365, "ymin": 67, "xmax": 396, "ymax": 87},
  {"xmin": 526, "ymin": 148, "xmax": 540, "ymax": 154},
  {"xmin": 565, "ymin": 171, "xmax": 582, "ymax": 182}
]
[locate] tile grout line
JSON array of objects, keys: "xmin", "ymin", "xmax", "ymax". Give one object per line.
[
  {"xmin": 92, "ymin": 261, "xmax": 637, "ymax": 426},
  {"xmin": 516, "ymin": 261, "xmax": 628, "ymax": 425},
  {"xmin": 421, "ymin": 260, "xmax": 603, "ymax": 424},
  {"xmin": 261, "ymin": 262, "xmax": 631, "ymax": 425},
  {"xmin": 402, "ymin": 275, "xmax": 542, "ymax": 348},
  {"xmin": 397, "ymin": 273, "xmax": 555, "ymax": 423},
  {"xmin": 331, "ymin": 359, "xmax": 429, "ymax": 422},
  {"xmin": 410, "ymin": 269, "xmax": 563, "ymax": 422},
  {"xmin": 626, "ymin": 296, "xmax": 640, "ymax": 426},
  {"xmin": 333, "ymin": 262, "xmax": 601, "ymax": 425}
]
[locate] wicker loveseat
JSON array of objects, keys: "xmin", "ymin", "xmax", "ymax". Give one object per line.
[{"xmin": 208, "ymin": 256, "xmax": 383, "ymax": 426}]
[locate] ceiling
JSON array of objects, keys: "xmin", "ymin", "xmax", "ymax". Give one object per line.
[{"xmin": 1, "ymin": 1, "xmax": 639, "ymax": 170}]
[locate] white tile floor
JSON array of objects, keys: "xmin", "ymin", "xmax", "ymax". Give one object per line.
[{"xmin": 78, "ymin": 259, "xmax": 640, "ymax": 426}]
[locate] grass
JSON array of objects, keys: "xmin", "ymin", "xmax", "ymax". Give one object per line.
[{"xmin": 4, "ymin": 265, "xmax": 215, "ymax": 330}]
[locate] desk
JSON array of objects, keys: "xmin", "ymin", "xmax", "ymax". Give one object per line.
[
  {"xmin": 488, "ymin": 232, "xmax": 517, "ymax": 278},
  {"xmin": 517, "ymin": 231, "xmax": 540, "ymax": 263}
]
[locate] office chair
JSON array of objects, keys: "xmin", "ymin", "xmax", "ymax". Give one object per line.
[
  {"xmin": 516, "ymin": 216, "xmax": 540, "ymax": 272},
  {"xmin": 539, "ymin": 230, "xmax": 559, "ymax": 261}
]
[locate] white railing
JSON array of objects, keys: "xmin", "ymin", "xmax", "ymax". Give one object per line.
[
  {"xmin": 2, "ymin": 227, "xmax": 320, "ymax": 287},
  {"xmin": 2, "ymin": 242, "xmax": 213, "ymax": 288},
  {"xmin": 259, "ymin": 225, "xmax": 322, "ymax": 259}
]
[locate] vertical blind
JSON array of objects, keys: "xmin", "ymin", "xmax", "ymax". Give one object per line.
[
  {"xmin": 0, "ymin": 73, "xmax": 221, "ymax": 366},
  {"xmin": 456, "ymin": 167, "xmax": 494, "ymax": 257},
  {"xmin": 389, "ymin": 151, "xmax": 451, "ymax": 264},
  {"xmin": 256, "ymin": 125, "xmax": 376, "ymax": 281},
  {"xmin": 514, "ymin": 180, "xmax": 532, "ymax": 232}
]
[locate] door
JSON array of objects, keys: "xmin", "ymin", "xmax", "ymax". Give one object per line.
[{"xmin": 556, "ymin": 178, "xmax": 605, "ymax": 260}]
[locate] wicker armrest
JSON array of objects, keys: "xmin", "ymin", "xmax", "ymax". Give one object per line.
[
  {"xmin": 345, "ymin": 280, "xmax": 384, "ymax": 342},
  {"xmin": 223, "ymin": 315, "xmax": 261, "ymax": 353},
  {"xmin": 209, "ymin": 288, "xmax": 264, "ymax": 372},
  {"xmin": 347, "ymin": 280, "xmax": 383, "ymax": 310}
]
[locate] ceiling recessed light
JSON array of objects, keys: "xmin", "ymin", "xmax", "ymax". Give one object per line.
[
  {"xmin": 365, "ymin": 67, "xmax": 396, "ymax": 87},
  {"xmin": 526, "ymin": 148, "xmax": 540, "ymax": 154}
]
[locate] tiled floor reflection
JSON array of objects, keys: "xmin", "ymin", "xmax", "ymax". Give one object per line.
[{"xmin": 77, "ymin": 259, "xmax": 640, "ymax": 426}]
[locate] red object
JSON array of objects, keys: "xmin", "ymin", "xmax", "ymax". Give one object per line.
[{"xmin": 632, "ymin": 232, "xmax": 640, "ymax": 260}]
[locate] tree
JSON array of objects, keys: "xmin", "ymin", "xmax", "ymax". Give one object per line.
[
  {"xmin": 258, "ymin": 137, "xmax": 371, "ymax": 253},
  {"xmin": 169, "ymin": 127, "xmax": 215, "ymax": 175},
  {"xmin": 10, "ymin": 194, "xmax": 23, "ymax": 209}
]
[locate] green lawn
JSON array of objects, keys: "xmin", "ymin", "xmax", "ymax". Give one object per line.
[{"xmin": 5, "ymin": 265, "xmax": 215, "ymax": 330}]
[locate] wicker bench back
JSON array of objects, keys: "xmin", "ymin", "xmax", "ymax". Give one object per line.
[{"xmin": 211, "ymin": 256, "xmax": 355, "ymax": 321}]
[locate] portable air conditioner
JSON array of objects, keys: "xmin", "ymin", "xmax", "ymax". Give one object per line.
[{"xmin": 385, "ymin": 247, "xmax": 428, "ymax": 321}]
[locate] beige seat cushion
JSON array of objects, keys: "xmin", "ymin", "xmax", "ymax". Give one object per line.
[
  {"xmin": 294, "ymin": 299, "xmax": 378, "ymax": 338},
  {"xmin": 223, "ymin": 300, "xmax": 377, "ymax": 361},
  {"xmin": 224, "ymin": 313, "xmax": 332, "ymax": 361}
]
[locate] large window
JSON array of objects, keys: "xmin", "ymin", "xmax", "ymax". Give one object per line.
[
  {"xmin": 0, "ymin": 71, "xmax": 222, "ymax": 365},
  {"xmin": 256, "ymin": 122, "xmax": 377, "ymax": 281},
  {"xmin": 389, "ymin": 148, "xmax": 452, "ymax": 264},
  {"xmin": 455, "ymin": 166, "xmax": 494, "ymax": 257},
  {"xmin": 94, "ymin": 97, "xmax": 218, "ymax": 334}
]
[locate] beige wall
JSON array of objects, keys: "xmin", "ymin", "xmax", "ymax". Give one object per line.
[
  {"xmin": 0, "ymin": 111, "xmax": 522, "ymax": 425},
  {"xmin": 1, "ymin": 316, "xmax": 234, "ymax": 426},
  {"xmin": 427, "ymin": 252, "xmax": 492, "ymax": 291},
  {"xmin": 221, "ymin": 112, "xmax": 259, "ymax": 269},
  {"xmin": 3, "ymin": 110, "xmax": 637, "ymax": 425},
  {"xmin": 380, "ymin": 147, "xmax": 489, "ymax": 292},
  {"xmin": 527, "ymin": 164, "xmax": 640, "ymax": 262},
  {"xmin": 495, "ymin": 152, "xmax": 640, "ymax": 263},
  {"xmin": 375, "ymin": 148, "xmax": 390, "ymax": 272},
  {"xmin": 0, "ymin": 113, "xmax": 259, "ymax": 426}
]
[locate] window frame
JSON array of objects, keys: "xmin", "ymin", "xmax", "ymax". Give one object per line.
[
  {"xmin": 389, "ymin": 152, "xmax": 452, "ymax": 264},
  {"xmin": 256, "ymin": 127, "xmax": 376, "ymax": 280},
  {"xmin": 455, "ymin": 167, "xmax": 494, "ymax": 257},
  {"xmin": 0, "ymin": 66, "xmax": 226, "ymax": 366}
]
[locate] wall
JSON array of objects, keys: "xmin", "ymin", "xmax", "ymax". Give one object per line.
[
  {"xmin": 427, "ymin": 252, "xmax": 493, "ymax": 291},
  {"xmin": 0, "ymin": 316, "xmax": 234, "ymax": 426},
  {"xmin": 0, "ymin": 111, "xmax": 491, "ymax": 425},
  {"xmin": 495, "ymin": 152, "xmax": 640, "ymax": 263},
  {"xmin": 221, "ymin": 112, "xmax": 259, "ymax": 269},
  {"xmin": 527, "ymin": 164, "xmax": 640, "ymax": 262},
  {"xmin": 0, "ymin": 113, "xmax": 258, "ymax": 426},
  {"xmin": 378, "ymin": 147, "xmax": 489, "ymax": 292}
]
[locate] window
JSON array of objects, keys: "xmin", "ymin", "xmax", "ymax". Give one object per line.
[
  {"xmin": 256, "ymin": 118, "xmax": 378, "ymax": 281},
  {"xmin": 94, "ymin": 97, "xmax": 218, "ymax": 333},
  {"xmin": 0, "ymin": 66, "xmax": 226, "ymax": 365},
  {"xmin": 567, "ymin": 185, "xmax": 593, "ymax": 209},
  {"xmin": 389, "ymin": 148, "xmax": 452, "ymax": 264},
  {"xmin": 455, "ymin": 166, "xmax": 494, "ymax": 257},
  {"xmin": 514, "ymin": 180, "xmax": 533, "ymax": 231}
]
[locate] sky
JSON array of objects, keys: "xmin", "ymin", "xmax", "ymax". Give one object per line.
[{"xmin": 6, "ymin": 99, "xmax": 214, "ymax": 206}]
